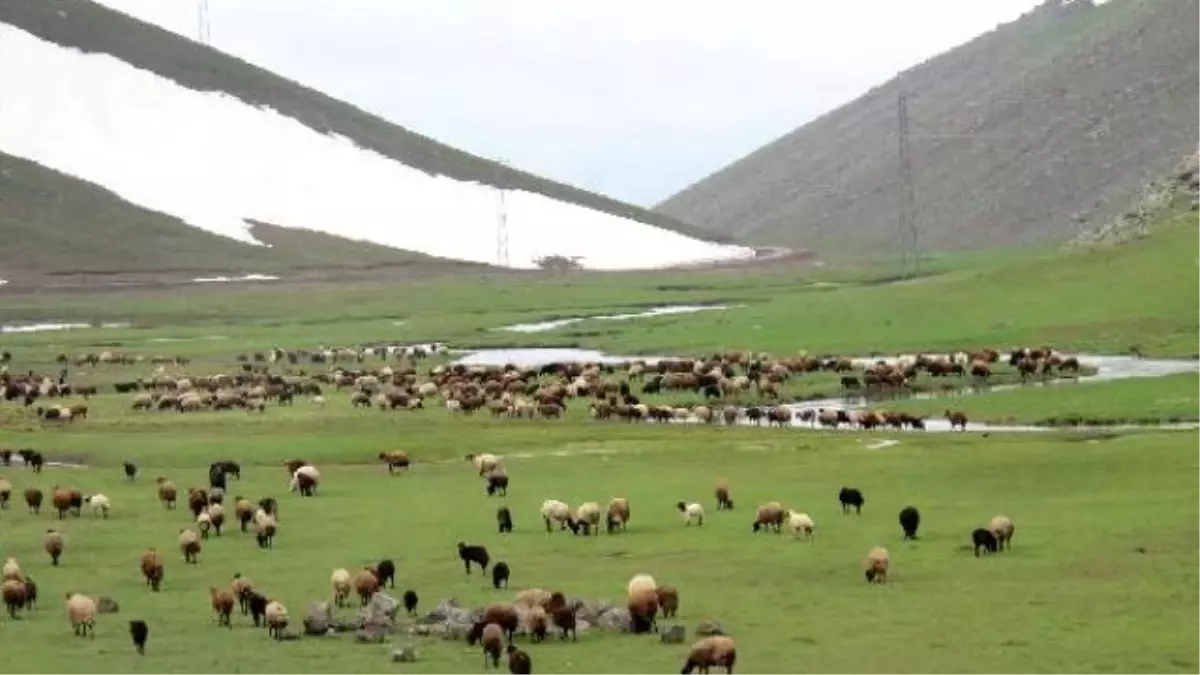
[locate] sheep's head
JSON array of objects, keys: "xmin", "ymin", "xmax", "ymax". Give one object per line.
[{"xmin": 675, "ymin": 501, "xmax": 687, "ymax": 512}]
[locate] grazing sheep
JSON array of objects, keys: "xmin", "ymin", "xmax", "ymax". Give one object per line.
[
  {"xmin": 44, "ymin": 529, "xmax": 65, "ymax": 566},
  {"xmin": 546, "ymin": 596, "xmax": 577, "ymax": 642},
  {"xmin": 479, "ymin": 601, "xmax": 520, "ymax": 643},
  {"xmin": 751, "ymin": 501, "xmax": 785, "ymax": 533},
  {"xmin": 24, "ymin": 487, "xmax": 42, "ymax": 515},
  {"xmin": 527, "ymin": 605, "xmax": 549, "ymax": 643},
  {"xmin": 402, "ymin": 589, "xmax": 418, "ymax": 616},
  {"xmin": 458, "ymin": 541, "xmax": 490, "ymax": 574},
  {"xmin": 677, "ymin": 501, "xmax": 705, "ymax": 526},
  {"xmin": 786, "ymin": 511, "xmax": 815, "ymax": 541},
  {"xmin": 373, "ymin": 559, "xmax": 396, "ymax": 589},
  {"xmin": 573, "ymin": 501, "xmax": 602, "ymax": 535},
  {"xmin": 656, "ymin": 585, "xmax": 680, "ymax": 619},
  {"xmin": 838, "ymin": 487, "xmax": 865, "ymax": 515},
  {"xmin": 506, "ymin": 644, "xmax": 533, "ymax": 674},
  {"xmin": 179, "ymin": 529, "xmax": 201, "ymax": 564},
  {"xmin": 681, "ymin": 635, "xmax": 737, "ymax": 674},
  {"xmin": 864, "ymin": 546, "xmax": 890, "ymax": 584},
  {"xmin": 714, "ymin": 480, "xmax": 734, "ymax": 510},
  {"xmin": 898, "ymin": 506, "xmax": 921, "ymax": 540},
  {"xmin": 1, "ymin": 557, "xmax": 20, "ymax": 581},
  {"xmin": 627, "ymin": 574, "xmax": 658, "ymax": 599},
  {"xmin": 468, "ymin": 453, "xmax": 502, "ymax": 476},
  {"xmin": 128, "ymin": 619, "xmax": 149, "ymax": 655},
  {"xmin": 540, "ymin": 499, "xmax": 576, "ymax": 533},
  {"xmin": 155, "ymin": 478, "xmax": 177, "ymax": 509},
  {"xmin": 627, "ymin": 587, "xmax": 660, "ymax": 634},
  {"xmin": 2, "ymin": 578, "xmax": 26, "ymax": 618},
  {"xmin": 492, "ymin": 561, "xmax": 510, "ymax": 589},
  {"xmin": 485, "ymin": 467, "xmax": 510, "ymax": 497},
  {"xmin": 988, "ymin": 515, "xmax": 1015, "ymax": 552},
  {"xmin": 379, "ymin": 450, "xmax": 411, "ymax": 474},
  {"xmin": 971, "ymin": 528, "xmax": 998, "ymax": 557},
  {"xmin": 122, "ymin": 462, "xmax": 138, "ymax": 481},
  {"xmin": 264, "ymin": 600, "xmax": 288, "ymax": 640},
  {"xmin": 85, "ymin": 494, "xmax": 111, "ymax": 519},
  {"xmin": 209, "ymin": 586, "xmax": 235, "ymax": 628},
  {"xmin": 514, "ymin": 588, "xmax": 552, "ymax": 610},
  {"xmin": 944, "ymin": 409, "xmax": 969, "ymax": 431},
  {"xmin": 331, "ymin": 568, "xmax": 352, "ymax": 608},
  {"xmin": 140, "ymin": 549, "xmax": 164, "ymax": 592},
  {"xmin": 497, "ymin": 506, "xmax": 514, "ymax": 534},
  {"xmin": 289, "ymin": 465, "xmax": 320, "ymax": 497},
  {"xmin": 353, "ymin": 567, "xmax": 380, "ymax": 606},
  {"xmin": 606, "ymin": 497, "xmax": 630, "ymax": 534},
  {"xmin": 66, "ymin": 592, "xmax": 97, "ymax": 638},
  {"xmin": 472, "ymin": 622, "xmax": 505, "ymax": 669}
]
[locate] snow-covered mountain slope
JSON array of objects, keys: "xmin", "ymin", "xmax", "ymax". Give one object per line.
[{"xmin": 0, "ymin": 15, "xmax": 753, "ymax": 271}]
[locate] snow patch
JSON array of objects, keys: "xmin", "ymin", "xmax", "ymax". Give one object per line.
[
  {"xmin": 497, "ymin": 304, "xmax": 734, "ymax": 333},
  {"xmin": 192, "ymin": 273, "xmax": 281, "ymax": 283},
  {"xmin": 0, "ymin": 24, "xmax": 755, "ymax": 270},
  {"xmin": 1, "ymin": 321, "xmax": 129, "ymax": 334}
]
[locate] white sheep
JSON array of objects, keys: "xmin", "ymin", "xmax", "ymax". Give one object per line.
[
  {"xmin": 330, "ymin": 568, "xmax": 352, "ymax": 607},
  {"xmin": 540, "ymin": 499, "xmax": 572, "ymax": 532},
  {"xmin": 786, "ymin": 510, "xmax": 815, "ymax": 541},
  {"xmin": 84, "ymin": 494, "xmax": 111, "ymax": 519},
  {"xmin": 289, "ymin": 465, "xmax": 320, "ymax": 495},
  {"xmin": 626, "ymin": 573, "xmax": 657, "ymax": 598},
  {"xmin": 65, "ymin": 592, "xmax": 97, "ymax": 638},
  {"xmin": 471, "ymin": 453, "xmax": 501, "ymax": 476},
  {"xmin": 196, "ymin": 510, "xmax": 213, "ymax": 538},
  {"xmin": 2, "ymin": 557, "xmax": 21, "ymax": 581},
  {"xmin": 265, "ymin": 600, "xmax": 289, "ymax": 640},
  {"xmin": 676, "ymin": 501, "xmax": 705, "ymax": 526},
  {"xmin": 574, "ymin": 501, "xmax": 602, "ymax": 535}
]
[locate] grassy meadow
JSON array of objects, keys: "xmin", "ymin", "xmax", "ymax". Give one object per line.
[{"xmin": 0, "ymin": 214, "xmax": 1196, "ymax": 673}]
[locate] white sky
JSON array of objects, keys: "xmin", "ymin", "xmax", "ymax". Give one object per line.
[{"xmin": 95, "ymin": 0, "xmax": 1046, "ymax": 205}]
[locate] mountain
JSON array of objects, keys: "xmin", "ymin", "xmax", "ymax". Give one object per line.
[
  {"xmin": 0, "ymin": 0, "xmax": 752, "ymax": 284},
  {"xmin": 657, "ymin": 0, "xmax": 1199, "ymax": 256}
]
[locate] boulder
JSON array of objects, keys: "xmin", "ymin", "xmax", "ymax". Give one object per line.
[
  {"xmin": 96, "ymin": 596, "xmax": 119, "ymax": 614},
  {"xmin": 329, "ymin": 617, "xmax": 360, "ymax": 634},
  {"xmin": 355, "ymin": 622, "xmax": 389, "ymax": 644},
  {"xmin": 593, "ymin": 607, "xmax": 631, "ymax": 631},
  {"xmin": 660, "ymin": 625, "xmax": 686, "ymax": 644},
  {"xmin": 392, "ymin": 646, "xmax": 418, "ymax": 662},
  {"xmin": 279, "ymin": 627, "xmax": 303, "ymax": 641},
  {"xmin": 303, "ymin": 601, "xmax": 331, "ymax": 635},
  {"xmin": 694, "ymin": 620, "xmax": 726, "ymax": 636}
]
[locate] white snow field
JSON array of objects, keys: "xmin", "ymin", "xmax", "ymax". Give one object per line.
[{"xmin": 0, "ymin": 24, "xmax": 755, "ymax": 271}]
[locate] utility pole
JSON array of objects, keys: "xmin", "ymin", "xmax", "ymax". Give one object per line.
[
  {"xmin": 197, "ymin": 0, "xmax": 211, "ymax": 44},
  {"xmin": 897, "ymin": 92, "xmax": 919, "ymax": 276},
  {"xmin": 494, "ymin": 159, "xmax": 510, "ymax": 267}
]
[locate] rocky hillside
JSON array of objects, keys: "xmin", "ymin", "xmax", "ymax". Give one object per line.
[{"xmin": 657, "ymin": 0, "xmax": 1199, "ymax": 256}]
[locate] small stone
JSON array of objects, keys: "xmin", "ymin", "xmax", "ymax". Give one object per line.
[
  {"xmin": 660, "ymin": 625, "xmax": 686, "ymax": 644},
  {"xmin": 96, "ymin": 596, "xmax": 120, "ymax": 614},
  {"xmin": 392, "ymin": 646, "xmax": 418, "ymax": 662},
  {"xmin": 694, "ymin": 620, "xmax": 726, "ymax": 636}
]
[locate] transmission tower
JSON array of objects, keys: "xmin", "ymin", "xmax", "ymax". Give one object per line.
[
  {"xmin": 493, "ymin": 159, "xmax": 510, "ymax": 267},
  {"xmin": 896, "ymin": 92, "xmax": 919, "ymax": 276},
  {"xmin": 197, "ymin": 0, "xmax": 211, "ymax": 44}
]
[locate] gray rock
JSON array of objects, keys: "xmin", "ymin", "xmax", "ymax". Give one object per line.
[
  {"xmin": 415, "ymin": 597, "xmax": 462, "ymax": 624},
  {"xmin": 357, "ymin": 594, "xmax": 398, "ymax": 631},
  {"xmin": 575, "ymin": 600, "xmax": 613, "ymax": 624},
  {"xmin": 694, "ymin": 620, "xmax": 726, "ymax": 636},
  {"xmin": 355, "ymin": 622, "xmax": 389, "ymax": 644},
  {"xmin": 392, "ymin": 646, "xmax": 418, "ymax": 662},
  {"xmin": 660, "ymin": 625, "xmax": 686, "ymax": 644},
  {"xmin": 594, "ymin": 607, "xmax": 631, "ymax": 631},
  {"xmin": 304, "ymin": 601, "xmax": 331, "ymax": 635},
  {"xmin": 96, "ymin": 596, "xmax": 119, "ymax": 614},
  {"xmin": 279, "ymin": 627, "xmax": 303, "ymax": 641},
  {"xmin": 329, "ymin": 617, "xmax": 360, "ymax": 634}
]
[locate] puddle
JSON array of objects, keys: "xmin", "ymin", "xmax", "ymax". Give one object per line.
[
  {"xmin": 192, "ymin": 274, "xmax": 281, "ymax": 283},
  {"xmin": 865, "ymin": 439, "xmax": 901, "ymax": 450},
  {"xmin": 497, "ymin": 304, "xmax": 734, "ymax": 333},
  {"xmin": 453, "ymin": 348, "xmax": 672, "ymax": 368}
]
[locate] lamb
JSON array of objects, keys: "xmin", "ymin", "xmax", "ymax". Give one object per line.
[
  {"xmin": 944, "ymin": 409, "xmax": 969, "ymax": 431},
  {"xmin": 497, "ymin": 506, "xmax": 514, "ymax": 534},
  {"xmin": 485, "ymin": 467, "xmax": 509, "ymax": 497},
  {"xmin": 66, "ymin": 592, "xmax": 97, "ymax": 638},
  {"xmin": 186, "ymin": 488, "xmax": 209, "ymax": 519},
  {"xmin": 627, "ymin": 587, "xmax": 660, "ymax": 634},
  {"xmin": 403, "ymin": 589, "xmax": 419, "ymax": 616},
  {"xmin": 540, "ymin": 499, "xmax": 577, "ymax": 533},
  {"xmin": 656, "ymin": 585, "xmax": 680, "ymax": 619},
  {"xmin": 289, "ymin": 465, "xmax": 320, "ymax": 497},
  {"xmin": 353, "ymin": 567, "xmax": 380, "ymax": 606},
  {"xmin": 128, "ymin": 619, "xmax": 149, "ymax": 655},
  {"xmin": 179, "ymin": 528, "xmax": 201, "ymax": 564},
  {"xmin": 864, "ymin": 546, "xmax": 890, "ymax": 584},
  {"xmin": 331, "ymin": 568, "xmax": 352, "ymax": 608},
  {"xmin": 155, "ymin": 478, "xmax": 177, "ymax": 509},
  {"xmin": 898, "ymin": 506, "xmax": 921, "ymax": 540},
  {"xmin": 378, "ymin": 450, "xmax": 411, "ymax": 474},
  {"xmin": 373, "ymin": 559, "xmax": 396, "ymax": 589},
  {"xmin": 458, "ymin": 541, "xmax": 490, "ymax": 574},
  {"xmin": 602, "ymin": 498, "xmax": 630, "ymax": 535},
  {"xmin": 971, "ymin": 528, "xmax": 998, "ymax": 557},
  {"xmin": 44, "ymin": 529, "xmax": 65, "ymax": 566},
  {"xmin": 677, "ymin": 501, "xmax": 705, "ymax": 526},
  {"xmin": 264, "ymin": 600, "xmax": 289, "ymax": 640},
  {"xmin": 714, "ymin": 479, "xmax": 734, "ymax": 510},
  {"xmin": 209, "ymin": 586, "xmax": 235, "ymax": 628},
  {"xmin": 506, "ymin": 644, "xmax": 533, "ymax": 674},
  {"xmin": 573, "ymin": 501, "xmax": 602, "ymax": 535},
  {"xmin": 680, "ymin": 635, "xmax": 737, "ymax": 674},
  {"xmin": 2, "ymin": 578, "xmax": 26, "ymax": 618},
  {"xmin": 140, "ymin": 549, "xmax": 165, "ymax": 592},
  {"xmin": 838, "ymin": 487, "xmax": 865, "ymax": 515},
  {"xmin": 988, "ymin": 515, "xmax": 1015, "ymax": 552},
  {"xmin": 473, "ymin": 622, "xmax": 504, "ymax": 669},
  {"xmin": 751, "ymin": 501, "xmax": 785, "ymax": 533},
  {"xmin": 85, "ymin": 494, "xmax": 111, "ymax": 519},
  {"xmin": 24, "ymin": 487, "xmax": 42, "ymax": 514},
  {"xmin": 492, "ymin": 561, "xmax": 510, "ymax": 589},
  {"xmin": 786, "ymin": 511, "xmax": 815, "ymax": 541}
]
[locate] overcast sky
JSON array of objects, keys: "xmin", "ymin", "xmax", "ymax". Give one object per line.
[{"xmin": 96, "ymin": 0, "xmax": 1045, "ymax": 205}]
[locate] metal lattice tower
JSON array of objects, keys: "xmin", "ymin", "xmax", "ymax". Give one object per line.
[
  {"xmin": 896, "ymin": 92, "xmax": 919, "ymax": 276},
  {"xmin": 197, "ymin": 0, "xmax": 211, "ymax": 44}
]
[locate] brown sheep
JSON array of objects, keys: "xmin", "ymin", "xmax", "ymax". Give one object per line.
[
  {"xmin": 232, "ymin": 574, "xmax": 254, "ymax": 614},
  {"xmin": 50, "ymin": 486, "xmax": 73, "ymax": 520},
  {"xmin": 681, "ymin": 635, "xmax": 737, "ymax": 674},
  {"xmin": 714, "ymin": 479, "xmax": 733, "ymax": 510},
  {"xmin": 1, "ymin": 578, "xmax": 26, "ymax": 618},
  {"xmin": 24, "ymin": 487, "xmax": 43, "ymax": 514},
  {"xmin": 155, "ymin": 478, "xmax": 177, "ymax": 509},
  {"xmin": 479, "ymin": 601, "xmax": 519, "ymax": 644},
  {"xmin": 526, "ymin": 605, "xmax": 549, "ymax": 643},
  {"xmin": 44, "ymin": 529, "xmax": 65, "ymax": 566},
  {"xmin": 234, "ymin": 497, "xmax": 254, "ymax": 532},
  {"xmin": 605, "ymin": 497, "xmax": 630, "ymax": 534},
  {"xmin": 186, "ymin": 488, "xmax": 208, "ymax": 518},
  {"xmin": 944, "ymin": 409, "xmax": 968, "ymax": 432},
  {"xmin": 209, "ymin": 586, "xmax": 235, "ymax": 627},
  {"xmin": 378, "ymin": 450, "xmax": 411, "ymax": 474},
  {"xmin": 627, "ymin": 587, "xmax": 659, "ymax": 634},
  {"xmin": 752, "ymin": 501, "xmax": 786, "ymax": 533},
  {"xmin": 283, "ymin": 459, "xmax": 307, "ymax": 476},
  {"xmin": 656, "ymin": 585, "xmax": 680, "ymax": 619},
  {"xmin": 475, "ymin": 622, "xmax": 504, "ymax": 669},
  {"xmin": 140, "ymin": 549, "xmax": 164, "ymax": 592},
  {"xmin": 864, "ymin": 546, "xmax": 890, "ymax": 584},
  {"xmin": 178, "ymin": 529, "xmax": 201, "ymax": 564},
  {"xmin": 353, "ymin": 567, "xmax": 380, "ymax": 606}
]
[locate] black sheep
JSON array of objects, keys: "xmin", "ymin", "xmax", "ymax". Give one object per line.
[
  {"xmin": 497, "ymin": 507, "xmax": 513, "ymax": 534},
  {"xmin": 457, "ymin": 541, "xmax": 489, "ymax": 574},
  {"xmin": 22, "ymin": 576, "xmax": 37, "ymax": 610},
  {"xmin": 486, "ymin": 473, "xmax": 509, "ymax": 497},
  {"xmin": 375, "ymin": 559, "xmax": 396, "ymax": 588},
  {"xmin": 898, "ymin": 506, "xmax": 921, "ymax": 540},
  {"xmin": 492, "ymin": 561, "xmax": 510, "ymax": 589},
  {"xmin": 506, "ymin": 645, "xmax": 532, "ymax": 674},
  {"xmin": 18, "ymin": 449, "xmax": 43, "ymax": 473},
  {"xmin": 208, "ymin": 464, "xmax": 227, "ymax": 491},
  {"xmin": 128, "ymin": 619, "xmax": 149, "ymax": 655},
  {"xmin": 123, "ymin": 461, "xmax": 138, "ymax": 481},
  {"xmin": 257, "ymin": 497, "xmax": 278, "ymax": 518},
  {"xmin": 402, "ymin": 589, "xmax": 419, "ymax": 616},
  {"xmin": 213, "ymin": 460, "xmax": 241, "ymax": 480},
  {"xmin": 972, "ymin": 528, "xmax": 998, "ymax": 557},
  {"xmin": 246, "ymin": 591, "xmax": 269, "ymax": 627},
  {"xmin": 0, "ymin": 449, "xmax": 10, "ymax": 466},
  {"xmin": 838, "ymin": 487, "xmax": 865, "ymax": 515}
]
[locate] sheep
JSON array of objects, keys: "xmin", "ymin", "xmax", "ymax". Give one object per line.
[
  {"xmin": 50, "ymin": 486, "xmax": 73, "ymax": 520},
  {"xmin": 988, "ymin": 515, "xmax": 1015, "ymax": 552},
  {"xmin": 20, "ymin": 575, "xmax": 37, "ymax": 611},
  {"xmin": 468, "ymin": 452, "xmax": 501, "ymax": 476},
  {"xmin": 0, "ymin": 476, "xmax": 10, "ymax": 509},
  {"xmin": 492, "ymin": 561, "xmax": 511, "ymax": 589},
  {"xmin": 264, "ymin": 600, "xmax": 288, "ymax": 640},
  {"xmin": 786, "ymin": 511, "xmax": 815, "ymax": 541},
  {"xmin": 257, "ymin": 497, "xmax": 279, "ymax": 519},
  {"xmin": 540, "ymin": 499, "xmax": 576, "ymax": 533},
  {"xmin": 605, "ymin": 497, "xmax": 631, "ymax": 534},
  {"xmin": 458, "ymin": 541, "xmax": 490, "ymax": 574},
  {"xmin": 234, "ymin": 497, "xmax": 255, "ymax": 532},
  {"xmin": 187, "ymin": 488, "xmax": 208, "ymax": 519},
  {"xmin": 232, "ymin": 574, "xmax": 254, "ymax": 614},
  {"xmin": 838, "ymin": 487, "xmax": 865, "ymax": 515},
  {"xmin": 627, "ymin": 587, "xmax": 660, "ymax": 634},
  {"xmin": 24, "ymin": 487, "xmax": 42, "ymax": 514},
  {"xmin": 128, "ymin": 619, "xmax": 149, "ymax": 655},
  {"xmin": 331, "ymin": 568, "xmax": 352, "ymax": 608},
  {"xmin": 677, "ymin": 501, "xmax": 705, "ymax": 526},
  {"xmin": 497, "ymin": 506, "xmax": 514, "ymax": 534},
  {"xmin": 196, "ymin": 510, "xmax": 214, "ymax": 540},
  {"xmin": 156, "ymin": 478, "xmax": 177, "ymax": 509},
  {"xmin": 123, "ymin": 461, "xmax": 138, "ymax": 481},
  {"xmin": 205, "ymin": 503, "xmax": 225, "ymax": 536},
  {"xmin": 971, "ymin": 528, "xmax": 998, "ymax": 556},
  {"xmin": 484, "ymin": 467, "xmax": 510, "ymax": 497},
  {"xmin": 573, "ymin": 501, "xmax": 602, "ymax": 535},
  {"xmin": 140, "ymin": 549, "xmax": 164, "ymax": 592},
  {"xmin": 44, "ymin": 529, "xmax": 65, "ymax": 566},
  {"xmin": 66, "ymin": 592, "xmax": 97, "ymax": 638},
  {"xmin": 627, "ymin": 573, "xmax": 658, "ymax": 598},
  {"xmin": 514, "ymin": 588, "xmax": 552, "ymax": 610},
  {"xmin": 546, "ymin": 594, "xmax": 577, "ymax": 642},
  {"xmin": 283, "ymin": 459, "xmax": 307, "ymax": 476},
  {"xmin": 403, "ymin": 589, "xmax": 419, "ymax": 616},
  {"xmin": 864, "ymin": 546, "xmax": 890, "ymax": 584},
  {"xmin": 898, "ymin": 506, "xmax": 921, "ymax": 540},
  {"xmin": 353, "ymin": 567, "xmax": 380, "ymax": 606},
  {"xmin": 477, "ymin": 601, "xmax": 520, "ymax": 643},
  {"xmin": 471, "ymin": 622, "xmax": 504, "ymax": 669},
  {"xmin": 2, "ymin": 578, "xmax": 26, "ymax": 618},
  {"xmin": 714, "ymin": 479, "xmax": 734, "ymax": 510},
  {"xmin": 209, "ymin": 586, "xmax": 235, "ymax": 628},
  {"xmin": 3, "ymin": 557, "xmax": 22, "ymax": 581},
  {"xmin": 179, "ymin": 528, "xmax": 201, "ymax": 564},
  {"xmin": 379, "ymin": 450, "xmax": 411, "ymax": 474},
  {"xmin": 254, "ymin": 511, "xmax": 277, "ymax": 549},
  {"xmin": 246, "ymin": 590, "xmax": 269, "ymax": 627},
  {"xmin": 944, "ymin": 409, "xmax": 968, "ymax": 431},
  {"xmin": 681, "ymin": 635, "xmax": 737, "ymax": 674},
  {"xmin": 506, "ymin": 644, "xmax": 533, "ymax": 674},
  {"xmin": 526, "ymin": 605, "xmax": 549, "ymax": 643},
  {"xmin": 656, "ymin": 585, "xmax": 680, "ymax": 619},
  {"xmin": 85, "ymin": 494, "xmax": 111, "ymax": 519},
  {"xmin": 373, "ymin": 559, "xmax": 396, "ymax": 589},
  {"xmin": 289, "ymin": 465, "xmax": 320, "ymax": 497},
  {"xmin": 751, "ymin": 501, "xmax": 785, "ymax": 533}
]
